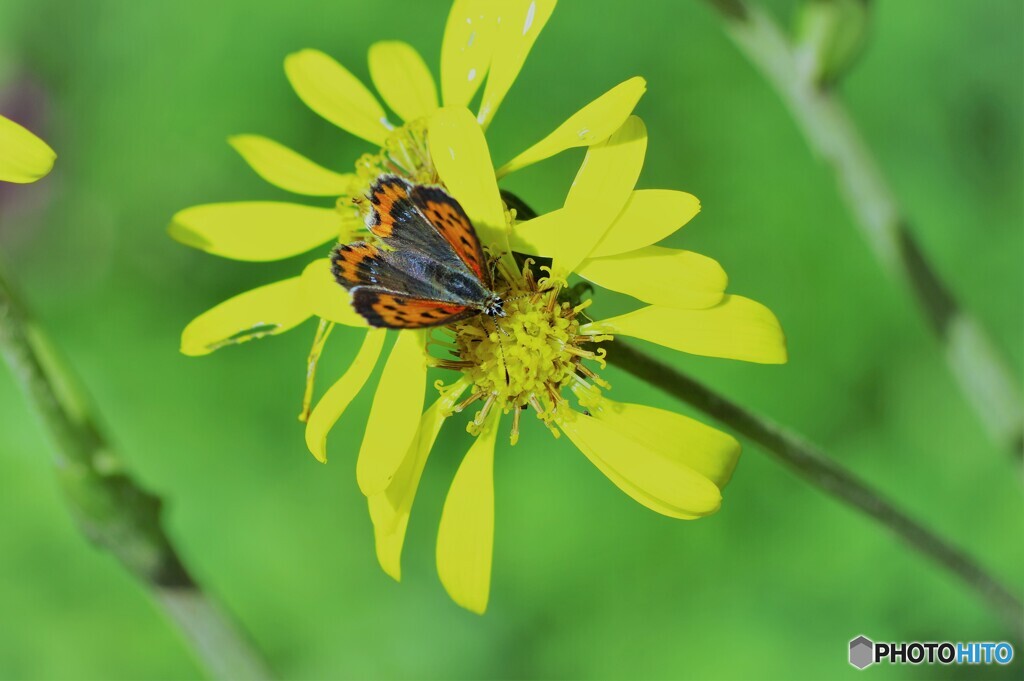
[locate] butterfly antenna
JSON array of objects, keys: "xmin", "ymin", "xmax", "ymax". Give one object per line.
[{"xmin": 502, "ymin": 292, "xmax": 533, "ymax": 304}]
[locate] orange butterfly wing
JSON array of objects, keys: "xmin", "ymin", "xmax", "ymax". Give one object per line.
[
  {"xmin": 364, "ymin": 176, "xmax": 491, "ymax": 287},
  {"xmin": 411, "ymin": 184, "xmax": 489, "ymax": 285},
  {"xmin": 351, "ymin": 289, "xmax": 478, "ymax": 329},
  {"xmin": 364, "ymin": 176, "xmax": 413, "ymax": 240},
  {"xmin": 331, "ymin": 242, "xmax": 381, "ymax": 287}
]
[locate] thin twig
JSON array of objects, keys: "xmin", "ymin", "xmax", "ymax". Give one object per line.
[
  {"xmin": 606, "ymin": 341, "xmax": 1023, "ymax": 640},
  {"xmin": 704, "ymin": 0, "xmax": 1024, "ymax": 460},
  {"xmin": 0, "ymin": 262, "xmax": 273, "ymax": 680}
]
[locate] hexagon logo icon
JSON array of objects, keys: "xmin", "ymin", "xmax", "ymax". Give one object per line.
[{"xmin": 849, "ymin": 635, "xmax": 874, "ymax": 669}]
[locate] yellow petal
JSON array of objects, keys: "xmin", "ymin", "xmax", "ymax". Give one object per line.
[
  {"xmin": 586, "ymin": 397, "xmax": 740, "ymax": 489},
  {"xmin": 181, "ymin": 277, "xmax": 311, "ymax": 357},
  {"xmin": 169, "ymin": 202, "xmax": 340, "ymax": 261},
  {"xmin": 577, "ymin": 246, "xmax": 727, "ymax": 309},
  {"xmin": 477, "ymin": 0, "xmax": 557, "ymax": 128},
  {"xmin": 440, "ymin": 0, "xmax": 497, "ymax": 108},
  {"xmin": 428, "ymin": 107, "xmax": 508, "ymax": 252},
  {"xmin": 305, "ymin": 329, "xmax": 386, "ymax": 463},
  {"xmin": 582, "ymin": 295, "xmax": 788, "ymax": 364},
  {"xmin": 357, "ymin": 331, "xmax": 428, "ymax": 496},
  {"xmin": 369, "ymin": 378, "xmax": 470, "ymax": 581},
  {"xmin": 368, "ymin": 41, "xmax": 439, "ymax": 123},
  {"xmin": 553, "ymin": 116, "xmax": 647, "ymax": 274},
  {"xmin": 301, "ymin": 258, "xmax": 368, "ymax": 327},
  {"xmin": 0, "ymin": 114, "xmax": 56, "ymax": 183},
  {"xmin": 589, "ymin": 189, "xmax": 701, "ymax": 258},
  {"xmin": 507, "ymin": 206, "xmax": 566, "ymax": 257},
  {"xmin": 228, "ymin": 135, "xmax": 355, "ymax": 196},
  {"xmin": 284, "ymin": 49, "xmax": 391, "ymax": 146},
  {"xmin": 436, "ymin": 407, "xmax": 501, "ymax": 614},
  {"xmin": 496, "ymin": 77, "xmax": 646, "ymax": 177},
  {"xmin": 556, "ymin": 408, "xmax": 722, "ymax": 518}
]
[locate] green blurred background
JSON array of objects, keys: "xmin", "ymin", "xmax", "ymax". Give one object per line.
[{"xmin": 1, "ymin": 0, "xmax": 1021, "ymax": 678}]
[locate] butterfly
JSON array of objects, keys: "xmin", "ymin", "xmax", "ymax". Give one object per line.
[{"xmin": 331, "ymin": 175, "xmax": 506, "ymax": 329}]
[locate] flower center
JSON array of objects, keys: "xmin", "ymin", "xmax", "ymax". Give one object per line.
[
  {"xmin": 432, "ymin": 261, "xmax": 612, "ymax": 444},
  {"xmin": 336, "ymin": 119, "xmax": 436, "ymax": 230},
  {"xmin": 358, "ymin": 118, "xmax": 435, "ymax": 185}
]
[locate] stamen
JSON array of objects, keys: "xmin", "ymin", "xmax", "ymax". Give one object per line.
[
  {"xmin": 567, "ymin": 299, "xmax": 593, "ymax": 319},
  {"xmin": 576, "ymin": 333, "xmax": 614, "ymax": 343},
  {"xmin": 454, "ymin": 391, "xmax": 484, "ymax": 413},
  {"xmin": 520, "ymin": 259, "xmax": 537, "ymax": 291},
  {"xmin": 572, "ymin": 373, "xmax": 593, "ymax": 390},
  {"xmin": 510, "ymin": 405, "xmax": 522, "ymax": 445},
  {"xmin": 576, "ymin": 362, "xmax": 611, "ymax": 389},
  {"xmin": 299, "ymin": 319, "xmax": 334, "ymax": 423},
  {"xmin": 437, "ymin": 247, "xmax": 608, "ymax": 441},
  {"xmin": 545, "ymin": 382, "xmax": 566, "ymax": 406},
  {"xmin": 430, "ymin": 359, "xmax": 476, "ymax": 370},
  {"xmin": 493, "ymin": 254, "xmax": 520, "ymax": 286},
  {"xmin": 470, "ymin": 393, "xmax": 497, "ymax": 433},
  {"xmin": 545, "ymin": 284, "xmax": 561, "ymax": 313}
]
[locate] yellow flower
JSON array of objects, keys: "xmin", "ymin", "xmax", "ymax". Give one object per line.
[
  {"xmin": 0, "ymin": 114, "xmax": 56, "ymax": 184},
  {"xmin": 170, "ymin": 0, "xmax": 787, "ymax": 615},
  {"xmin": 170, "ymin": 0, "xmax": 646, "ymax": 357},
  {"xmin": 304, "ymin": 107, "xmax": 786, "ymax": 614}
]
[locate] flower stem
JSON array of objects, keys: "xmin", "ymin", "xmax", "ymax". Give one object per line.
[
  {"xmin": 0, "ymin": 262, "xmax": 273, "ymax": 680},
  {"xmin": 704, "ymin": 0, "xmax": 1024, "ymax": 461},
  {"xmin": 605, "ymin": 341, "xmax": 1024, "ymax": 640}
]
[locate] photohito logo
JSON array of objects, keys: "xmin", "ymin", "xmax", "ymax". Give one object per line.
[{"xmin": 848, "ymin": 635, "xmax": 1014, "ymax": 670}]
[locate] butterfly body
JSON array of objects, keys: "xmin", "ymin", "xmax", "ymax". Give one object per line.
[{"xmin": 331, "ymin": 176, "xmax": 504, "ymax": 329}]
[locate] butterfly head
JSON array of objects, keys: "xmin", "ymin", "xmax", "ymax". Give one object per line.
[{"xmin": 482, "ymin": 294, "xmax": 506, "ymax": 319}]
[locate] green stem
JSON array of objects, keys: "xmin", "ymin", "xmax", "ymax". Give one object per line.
[
  {"xmin": 606, "ymin": 342, "xmax": 1023, "ymax": 640},
  {"xmin": 705, "ymin": 0, "xmax": 1024, "ymax": 460},
  {"xmin": 0, "ymin": 262, "xmax": 273, "ymax": 680}
]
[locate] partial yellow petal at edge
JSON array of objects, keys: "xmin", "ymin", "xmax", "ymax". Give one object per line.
[
  {"xmin": 357, "ymin": 331, "xmax": 428, "ymax": 496},
  {"xmin": 557, "ymin": 408, "xmax": 722, "ymax": 519},
  {"xmin": 589, "ymin": 189, "xmax": 701, "ymax": 259},
  {"xmin": 477, "ymin": 0, "xmax": 557, "ymax": 128},
  {"xmin": 285, "ymin": 49, "xmax": 392, "ymax": 146},
  {"xmin": 436, "ymin": 407, "xmax": 501, "ymax": 614},
  {"xmin": 552, "ymin": 116, "xmax": 647, "ymax": 275},
  {"xmin": 369, "ymin": 41, "xmax": 439, "ymax": 123},
  {"xmin": 0, "ymin": 114, "xmax": 56, "ymax": 184},
  {"xmin": 301, "ymin": 259, "xmax": 368, "ymax": 327},
  {"xmin": 496, "ymin": 77, "xmax": 646, "ymax": 178},
  {"xmin": 578, "ymin": 246, "xmax": 727, "ymax": 310},
  {"xmin": 582, "ymin": 295, "xmax": 788, "ymax": 364},
  {"xmin": 508, "ymin": 207, "xmax": 568, "ymax": 259},
  {"xmin": 428, "ymin": 107, "xmax": 508, "ymax": 253},
  {"xmin": 181, "ymin": 277, "xmax": 311, "ymax": 357},
  {"xmin": 587, "ymin": 396, "xmax": 740, "ymax": 489},
  {"xmin": 169, "ymin": 202, "xmax": 340, "ymax": 261},
  {"xmin": 304, "ymin": 329, "xmax": 386, "ymax": 462},
  {"xmin": 511, "ymin": 119, "xmax": 649, "ymax": 266},
  {"xmin": 228, "ymin": 135, "xmax": 356, "ymax": 196},
  {"xmin": 369, "ymin": 378, "xmax": 470, "ymax": 581},
  {"xmin": 440, "ymin": 0, "xmax": 497, "ymax": 108}
]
